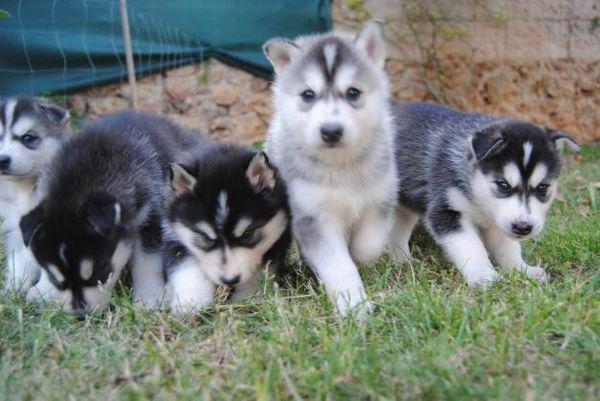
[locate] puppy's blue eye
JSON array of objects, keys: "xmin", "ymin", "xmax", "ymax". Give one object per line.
[
  {"xmin": 496, "ymin": 180, "xmax": 511, "ymax": 194},
  {"xmin": 21, "ymin": 133, "xmax": 38, "ymax": 145},
  {"xmin": 300, "ymin": 89, "xmax": 316, "ymax": 103},
  {"xmin": 535, "ymin": 183, "xmax": 549, "ymax": 196},
  {"xmin": 346, "ymin": 87, "xmax": 361, "ymax": 101}
]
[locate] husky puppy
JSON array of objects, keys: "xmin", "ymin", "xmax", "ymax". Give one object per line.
[
  {"xmin": 0, "ymin": 97, "xmax": 71, "ymax": 293},
  {"xmin": 263, "ymin": 21, "xmax": 397, "ymax": 316},
  {"xmin": 20, "ymin": 111, "xmax": 200, "ymax": 313},
  {"xmin": 165, "ymin": 143, "xmax": 291, "ymax": 314},
  {"xmin": 390, "ymin": 102, "xmax": 580, "ymax": 286}
]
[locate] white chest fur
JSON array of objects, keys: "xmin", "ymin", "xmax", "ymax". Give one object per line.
[{"xmin": 289, "ymin": 167, "xmax": 395, "ymax": 231}]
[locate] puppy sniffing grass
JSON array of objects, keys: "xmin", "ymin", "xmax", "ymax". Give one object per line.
[
  {"xmin": 165, "ymin": 143, "xmax": 291, "ymax": 315},
  {"xmin": 20, "ymin": 111, "xmax": 200, "ymax": 313}
]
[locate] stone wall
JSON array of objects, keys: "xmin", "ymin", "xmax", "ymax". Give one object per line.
[
  {"xmin": 68, "ymin": 0, "xmax": 600, "ymax": 144},
  {"xmin": 335, "ymin": 0, "xmax": 600, "ymax": 144},
  {"xmin": 68, "ymin": 61, "xmax": 272, "ymax": 145}
]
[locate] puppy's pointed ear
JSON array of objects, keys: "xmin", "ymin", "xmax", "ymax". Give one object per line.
[
  {"xmin": 20, "ymin": 203, "xmax": 45, "ymax": 247},
  {"xmin": 170, "ymin": 163, "xmax": 197, "ymax": 196},
  {"xmin": 82, "ymin": 192, "xmax": 120, "ymax": 236},
  {"xmin": 546, "ymin": 128, "xmax": 581, "ymax": 152},
  {"xmin": 470, "ymin": 123, "xmax": 507, "ymax": 162},
  {"xmin": 355, "ymin": 20, "xmax": 386, "ymax": 69},
  {"xmin": 246, "ymin": 152, "xmax": 276, "ymax": 193},
  {"xmin": 263, "ymin": 38, "xmax": 300, "ymax": 74},
  {"xmin": 37, "ymin": 101, "xmax": 70, "ymax": 128}
]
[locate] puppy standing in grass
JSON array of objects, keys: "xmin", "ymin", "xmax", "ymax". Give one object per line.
[
  {"xmin": 0, "ymin": 97, "xmax": 71, "ymax": 293},
  {"xmin": 263, "ymin": 21, "xmax": 397, "ymax": 317},
  {"xmin": 389, "ymin": 102, "xmax": 580, "ymax": 286}
]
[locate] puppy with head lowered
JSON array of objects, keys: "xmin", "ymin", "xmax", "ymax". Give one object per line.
[
  {"xmin": 263, "ymin": 21, "xmax": 397, "ymax": 317},
  {"xmin": 0, "ymin": 97, "xmax": 71, "ymax": 293},
  {"xmin": 389, "ymin": 102, "xmax": 580, "ymax": 286},
  {"xmin": 165, "ymin": 143, "xmax": 291, "ymax": 314},
  {"xmin": 20, "ymin": 111, "xmax": 200, "ymax": 313}
]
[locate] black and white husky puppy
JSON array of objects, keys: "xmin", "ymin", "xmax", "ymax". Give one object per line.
[
  {"xmin": 263, "ymin": 21, "xmax": 397, "ymax": 317},
  {"xmin": 20, "ymin": 111, "xmax": 200, "ymax": 313},
  {"xmin": 390, "ymin": 102, "xmax": 580, "ymax": 286},
  {"xmin": 165, "ymin": 143, "xmax": 291, "ymax": 314},
  {"xmin": 0, "ymin": 97, "xmax": 71, "ymax": 293}
]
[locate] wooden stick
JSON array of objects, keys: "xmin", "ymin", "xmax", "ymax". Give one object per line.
[{"xmin": 119, "ymin": 0, "xmax": 138, "ymax": 108}]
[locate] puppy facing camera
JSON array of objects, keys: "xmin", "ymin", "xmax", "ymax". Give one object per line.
[
  {"xmin": 263, "ymin": 20, "xmax": 398, "ymax": 318},
  {"xmin": 0, "ymin": 97, "xmax": 72, "ymax": 294}
]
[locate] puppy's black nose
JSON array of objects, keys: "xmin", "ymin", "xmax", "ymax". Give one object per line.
[
  {"xmin": 220, "ymin": 274, "xmax": 241, "ymax": 286},
  {"xmin": 0, "ymin": 155, "xmax": 11, "ymax": 171},
  {"xmin": 512, "ymin": 222, "xmax": 532, "ymax": 236},
  {"xmin": 320, "ymin": 123, "xmax": 343, "ymax": 145}
]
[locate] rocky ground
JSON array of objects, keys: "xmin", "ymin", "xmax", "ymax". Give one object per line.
[{"xmin": 68, "ymin": 61, "xmax": 272, "ymax": 146}]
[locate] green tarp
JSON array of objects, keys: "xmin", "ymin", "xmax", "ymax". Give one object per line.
[{"xmin": 0, "ymin": 1, "xmax": 331, "ymax": 96}]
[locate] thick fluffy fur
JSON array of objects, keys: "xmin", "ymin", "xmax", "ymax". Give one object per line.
[
  {"xmin": 263, "ymin": 21, "xmax": 397, "ymax": 317},
  {"xmin": 165, "ymin": 143, "xmax": 291, "ymax": 314},
  {"xmin": 390, "ymin": 101, "xmax": 579, "ymax": 286},
  {"xmin": 0, "ymin": 97, "xmax": 71, "ymax": 293},
  {"xmin": 20, "ymin": 111, "xmax": 201, "ymax": 313}
]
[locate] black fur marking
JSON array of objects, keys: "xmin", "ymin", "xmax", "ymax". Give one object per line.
[
  {"xmin": 304, "ymin": 37, "xmax": 362, "ymax": 89},
  {"xmin": 20, "ymin": 203, "xmax": 44, "ymax": 247},
  {"xmin": 167, "ymin": 142, "xmax": 292, "ymax": 282},
  {"xmin": 82, "ymin": 192, "xmax": 119, "ymax": 237},
  {"xmin": 139, "ymin": 211, "xmax": 164, "ymax": 252},
  {"xmin": 426, "ymin": 198, "xmax": 462, "ymax": 236}
]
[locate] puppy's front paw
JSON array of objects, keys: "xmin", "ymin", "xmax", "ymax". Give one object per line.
[
  {"xmin": 333, "ymin": 287, "xmax": 372, "ymax": 320},
  {"xmin": 133, "ymin": 290, "xmax": 164, "ymax": 310},
  {"xmin": 168, "ymin": 286, "xmax": 213, "ymax": 316},
  {"xmin": 390, "ymin": 247, "xmax": 411, "ymax": 265},
  {"xmin": 464, "ymin": 268, "xmax": 500, "ymax": 289},
  {"xmin": 25, "ymin": 285, "xmax": 44, "ymax": 302},
  {"xmin": 522, "ymin": 265, "xmax": 549, "ymax": 283},
  {"xmin": 3, "ymin": 277, "xmax": 32, "ymax": 296},
  {"xmin": 26, "ymin": 284, "xmax": 58, "ymax": 302},
  {"xmin": 169, "ymin": 299, "xmax": 212, "ymax": 316}
]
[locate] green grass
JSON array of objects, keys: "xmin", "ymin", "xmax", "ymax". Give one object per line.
[{"xmin": 1, "ymin": 147, "xmax": 598, "ymax": 401}]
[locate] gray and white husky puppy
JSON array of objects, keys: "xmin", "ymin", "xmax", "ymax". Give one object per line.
[
  {"xmin": 263, "ymin": 21, "xmax": 397, "ymax": 316},
  {"xmin": 390, "ymin": 102, "xmax": 580, "ymax": 286},
  {"xmin": 20, "ymin": 111, "xmax": 200, "ymax": 313},
  {"xmin": 0, "ymin": 97, "xmax": 71, "ymax": 293}
]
